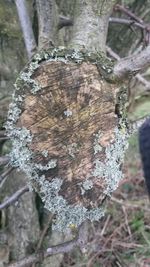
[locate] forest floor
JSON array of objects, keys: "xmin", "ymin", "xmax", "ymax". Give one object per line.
[{"xmin": 62, "ymin": 101, "xmax": 150, "ymax": 267}]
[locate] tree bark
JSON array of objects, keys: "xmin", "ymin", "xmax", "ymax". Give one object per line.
[
  {"xmin": 36, "ymin": 0, "xmax": 59, "ymax": 48},
  {"xmin": 70, "ymin": 0, "xmax": 117, "ymax": 52}
]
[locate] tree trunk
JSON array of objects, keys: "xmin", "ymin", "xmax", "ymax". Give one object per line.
[{"xmin": 6, "ymin": 48, "xmax": 129, "ymax": 231}]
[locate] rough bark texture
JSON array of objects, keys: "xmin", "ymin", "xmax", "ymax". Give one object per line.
[
  {"xmin": 36, "ymin": 0, "xmax": 59, "ymax": 49},
  {"xmin": 70, "ymin": 0, "xmax": 117, "ymax": 52},
  {"xmin": 6, "ymin": 48, "xmax": 129, "ymax": 231}
]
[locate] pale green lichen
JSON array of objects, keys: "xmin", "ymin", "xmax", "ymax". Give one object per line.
[
  {"xmin": 20, "ymin": 71, "xmax": 41, "ymax": 94},
  {"xmin": 82, "ymin": 180, "xmax": 93, "ymax": 190},
  {"xmin": 64, "ymin": 109, "xmax": 73, "ymax": 117},
  {"xmin": 6, "ymin": 127, "xmax": 33, "ymax": 175},
  {"xmin": 82, "ymin": 179, "xmax": 93, "ymax": 190},
  {"xmin": 79, "ymin": 179, "xmax": 93, "ymax": 195},
  {"xmin": 29, "ymin": 172, "xmax": 104, "ymax": 231},
  {"xmin": 92, "ymin": 122, "xmax": 129, "ymax": 196},
  {"xmin": 34, "ymin": 159, "xmax": 57, "ymax": 171},
  {"xmin": 93, "ymin": 130, "xmax": 103, "ymax": 154},
  {"xmin": 11, "ymin": 47, "xmax": 114, "ymax": 98},
  {"xmin": 41, "ymin": 150, "xmax": 49, "ymax": 158},
  {"xmin": 67, "ymin": 142, "xmax": 78, "ymax": 159}
]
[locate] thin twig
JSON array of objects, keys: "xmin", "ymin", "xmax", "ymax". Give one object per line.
[
  {"xmin": 114, "ymin": 241, "xmax": 143, "ymax": 248},
  {"xmin": 0, "ymin": 167, "xmax": 14, "ymax": 187},
  {"xmin": 0, "ymin": 137, "xmax": 9, "ymax": 141},
  {"xmin": 111, "ymin": 196, "xmax": 150, "ymax": 212},
  {"xmin": 7, "ymin": 222, "xmax": 88, "ymax": 267},
  {"xmin": 36, "ymin": 214, "xmax": 53, "ymax": 251},
  {"xmin": 32, "ymin": 214, "xmax": 53, "ymax": 267},
  {"xmin": 122, "ymin": 206, "xmax": 132, "ymax": 238},
  {"xmin": 114, "ymin": 4, "xmax": 143, "ymax": 24},
  {"xmin": 100, "ymin": 215, "xmax": 111, "ymax": 237},
  {"xmin": 106, "ymin": 45, "xmax": 120, "ymax": 60},
  {"xmin": 114, "ymin": 4, "xmax": 150, "ymax": 45},
  {"xmin": 0, "ymin": 185, "xmax": 29, "ymax": 210},
  {"xmin": 109, "ymin": 17, "xmax": 145, "ymax": 30}
]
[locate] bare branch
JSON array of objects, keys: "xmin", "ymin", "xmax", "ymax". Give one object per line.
[
  {"xmin": 0, "ymin": 136, "xmax": 9, "ymax": 141},
  {"xmin": 15, "ymin": 0, "xmax": 37, "ymax": 59},
  {"xmin": 7, "ymin": 254, "xmax": 39, "ymax": 267},
  {"xmin": 109, "ymin": 17, "xmax": 145, "ymax": 30},
  {"xmin": 114, "ymin": 4, "xmax": 150, "ymax": 45},
  {"xmin": 36, "ymin": 0, "xmax": 59, "ymax": 49},
  {"xmin": 7, "ymin": 222, "xmax": 88, "ymax": 267},
  {"xmin": 114, "ymin": 4, "xmax": 144, "ymax": 24},
  {"xmin": 113, "ymin": 45, "xmax": 150, "ymax": 79},
  {"xmin": 58, "ymin": 15, "xmax": 73, "ymax": 29},
  {"xmin": 0, "ymin": 185, "xmax": 29, "ymax": 210},
  {"xmin": 0, "ymin": 156, "xmax": 9, "ymax": 166},
  {"xmin": 106, "ymin": 45, "xmax": 120, "ymax": 60}
]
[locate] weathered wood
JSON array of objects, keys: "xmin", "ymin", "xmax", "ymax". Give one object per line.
[{"xmin": 6, "ymin": 49, "xmax": 129, "ymax": 230}]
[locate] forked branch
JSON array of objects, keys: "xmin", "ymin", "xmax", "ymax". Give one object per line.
[{"xmin": 0, "ymin": 185, "xmax": 29, "ymax": 210}]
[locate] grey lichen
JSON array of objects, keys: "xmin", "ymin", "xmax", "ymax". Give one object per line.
[
  {"xmin": 79, "ymin": 179, "xmax": 93, "ymax": 195},
  {"xmin": 52, "ymin": 205, "xmax": 105, "ymax": 232},
  {"xmin": 31, "ymin": 173, "xmax": 104, "ymax": 231},
  {"xmin": 41, "ymin": 150, "xmax": 49, "ymax": 158},
  {"xmin": 82, "ymin": 179, "xmax": 93, "ymax": 190},
  {"xmin": 93, "ymin": 122, "xmax": 129, "ymax": 196},
  {"xmin": 20, "ymin": 72, "xmax": 41, "ymax": 94},
  {"xmin": 9, "ymin": 127, "xmax": 33, "ymax": 173},
  {"xmin": 14, "ymin": 47, "xmax": 114, "ymax": 96},
  {"xmin": 93, "ymin": 130, "xmax": 103, "ymax": 154},
  {"xmin": 64, "ymin": 109, "xmax": 73, "ymax": 117},
  {"xmin": 67, "ymin": 142, "xmax": 78, "ymax": 159},
  {"xmin": 34, "ymin": 159, "xmax": 57, "ymax": 171}
]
